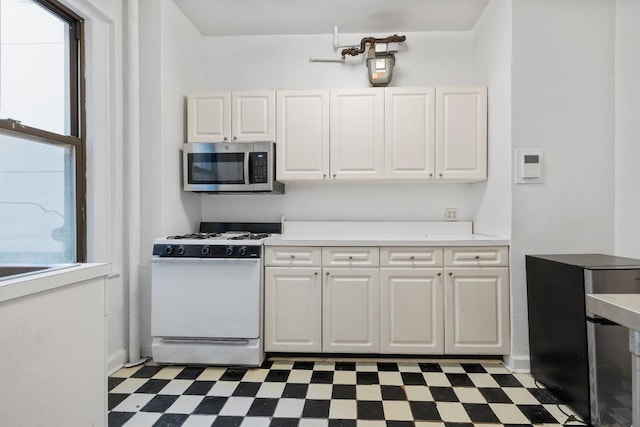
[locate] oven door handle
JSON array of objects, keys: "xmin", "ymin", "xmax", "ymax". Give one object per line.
[{"xmin": 151, "ymin": 257, "xmax": 260, "ymax": 264}]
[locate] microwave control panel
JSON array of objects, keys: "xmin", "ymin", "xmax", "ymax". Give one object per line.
[{"xmin": 249, "ymin": 152, "xmax": 268, "ymax": 184}]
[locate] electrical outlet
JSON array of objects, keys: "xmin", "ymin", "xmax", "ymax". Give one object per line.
[{"xmin": 445, "ymin": 208, "xmax": 458, "ymax": 221}]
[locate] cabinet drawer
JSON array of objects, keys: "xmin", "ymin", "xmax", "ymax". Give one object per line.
[
  {"xmin": 444, "ymin": 247, "xmax": 509, "ymax": 267},
  {"xmin": 322, "ymin": 247, "xmax": 379, "ymax": 267},
  {"xmin": 380, "ymin": 247, "xmax": 443, "ymax": 267},
  {"xmin": 265, "ymin": 246, "xmax": 321, "ymax": 267}
]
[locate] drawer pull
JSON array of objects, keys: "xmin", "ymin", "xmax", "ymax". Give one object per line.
[
  {"xmin": 348, "ymin": 256, "xmax": 353, "ymax": 260},
  {"xmin": 437, "ymin": 272, "xmax": 442, "ymax": 276},
  {"xmin": 314, "ymin": 272, "xmax": 318, "ymax": 276},
  {"xmin": 290, "ymin": 255, "xmax": 295, "ymax": 259},
  {"xmin": 410, "ymin": 256, "xmax": 415, "ymax": 260},
  {"xmin": 449, "ymin": 272, "xmax": 453, "ymax": 276},
  {"xmin": 474, "ymin": 255, "xmax": 480, "ymax": 259}
]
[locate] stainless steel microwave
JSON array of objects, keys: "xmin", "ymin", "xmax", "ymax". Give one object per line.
[{"xmin": 183, "ymin": 142, "xmax": 284, "ymax": 194}]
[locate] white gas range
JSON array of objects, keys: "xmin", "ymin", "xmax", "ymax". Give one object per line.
[{"xmin": 150, "ymin": 222, "xmax": 280, "ymax": 366}]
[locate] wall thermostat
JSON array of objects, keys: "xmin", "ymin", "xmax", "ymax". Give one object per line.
[{"xmin": 515, "ymin": 149, "xmax": 544, "ymax": 184}]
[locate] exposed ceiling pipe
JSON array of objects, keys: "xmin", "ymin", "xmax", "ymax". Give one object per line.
[
  {"xmin": 309, "ymin": 26, "xmax": 358, "ymax": 63},
  {"xmin": 341, "ymin": 34, "xmax": 407, "ymax": 59}
]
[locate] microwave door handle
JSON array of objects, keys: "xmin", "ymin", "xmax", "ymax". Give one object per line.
[{"xmin": 244, "ymin": 153, "xmax": 250, "ymax": 184}]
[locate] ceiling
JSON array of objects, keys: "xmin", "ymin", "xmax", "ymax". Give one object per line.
[{"xmin": 172, "ymin": 0, "xmax": 490, "ymax": 37}]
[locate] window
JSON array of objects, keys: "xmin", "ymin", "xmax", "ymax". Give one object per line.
[{"xmin": 0, "ymin": 0, "xmax": 85, "ymax": 263}]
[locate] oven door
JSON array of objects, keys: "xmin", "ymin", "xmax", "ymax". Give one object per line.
[
  {"xmin": 183, "ymin": 142, "xmax": 250, "ymax": 192},
  {"xmin": 151, "ymin": 257, "xmax": 261, "ymax": 339}
]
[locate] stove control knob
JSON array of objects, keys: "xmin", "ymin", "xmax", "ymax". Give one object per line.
[
  {"xmin": 201, "ymin": 246, "xmax": 210, "ymax": 255},
  {"xmin": 177, "ymin": 245, "xmax": 186, "ymax": 255},
  {"xmin": 225, "ymin": 246, "xmax": 234, "ymax": 256},
  {"xmin": 239, "ymin": 246, "xmax": 247, "ymax": 256},
  {"xmin": 165, "ymin": 246, "xmax": 173, "ymax": 255}
]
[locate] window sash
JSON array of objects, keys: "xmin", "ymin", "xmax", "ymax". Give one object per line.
[{"xmin": 0, "ymin": 0, "xmax": 86, "ymax": 262}]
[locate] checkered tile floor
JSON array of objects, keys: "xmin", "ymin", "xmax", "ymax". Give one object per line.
[{"xmin": 108, "ymin": 359, "xmax": 581, "ymax": 427}]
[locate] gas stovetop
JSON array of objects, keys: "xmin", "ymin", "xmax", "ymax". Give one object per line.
[
  {"xmin": 165, "ymin": 231, "xmax": 273, "ymax": 242},
  {"xmin": 153, "ymin": 222, "xmax": 281, "ymax": 258}
]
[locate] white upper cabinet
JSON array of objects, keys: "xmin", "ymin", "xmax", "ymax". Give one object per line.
[
  {"xmin": 276, "ymin": 90, "xmax": 330, "ymax": 181},
  {"xmin": 187, "ymin": 91, "xmax": 231, "ymax": 143},
  {"xmin": 435, "ymin": 87, "xmax": 487, "ymax": 181},
  {"xmin": 187, "ymin": 90, "xmax": 275, "ymax": 143},
  {"xmin": 232, "ymin": 91, "xmax": 276, "ymax": 142},
  {"xmin": 330, "ymin": 89, "xmax": 385, "ymax": 180},
  {"xmin": 384, "ymin": 87, "xmax": 436, "ymax": 179}
]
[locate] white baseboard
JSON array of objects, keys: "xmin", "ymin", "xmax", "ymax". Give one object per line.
[
  {"xmin": 107, "ymin": 348, "xmax": 128, "ymax": 375},
  {"xmin": 503, "ymin": 354, "xmax": 530, "ymax": 373}
]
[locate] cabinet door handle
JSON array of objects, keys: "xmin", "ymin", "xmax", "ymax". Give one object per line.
[
  {"xmin": 314, "ymin": 272, "xmax": 318, "ymax": 276},
  {"xmin": 326, "ymin": 272, "xmax": 330, "ymax": 276},
  {"xmin": 223, "ymin": 137, "xmax": 228, "ymax": 141},
  {"xmin": 290, "ymin": 255, "xmax": 295, "ymax": 259},
  {"xmin": 429, "ymin": 173, "xmax": 433, "ymax": 177},
  {"xmin": 474, "ymin": 255, "xmax": 480, "ymax": 259},
  {"xmin": 439, "ymin": 173, "xmax": 443, "ymax": 177},
  {"xmin": 448, "ymin": 272, "xmax": 453, "ymax": 276},
  {"xmin": 410, "ymin": 256, "xmax": 415, "ymax": 260},
  {"xmin": 323, "ymin": 174, "xmax": 327, "ymax": 179},
  {"xmin": 348, "ymin": 256, "xmax": 353, "ymax": 260},
  {"xmin": 233, "ymin": 136, "xmax": 237, "ymax": 140},
  {"xmin": 437, "ymin": 272, "xmax": 442, "ymax": 276},
  {"xmin": 333, "ymin": 174, "xmax": 336, "ymax": 179}
]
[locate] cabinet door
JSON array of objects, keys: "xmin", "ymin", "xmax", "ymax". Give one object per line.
[
  {"xmin": 330, "ymin": 89, "xmax": 385, "ymax": 180},
  {"xmin": 444, "ymin": 267, "xmax": 510, "ymax": 354},
  {"xmin": 276, "ymin": 90, "xmax": 330, "ymax": 181},
  {"xmin": 264, "ymin": 267, "xmax": 322, "ymax": 352},
  {"xmin": 187, "ymin": 91, "xmax": 231, "ymax": 143},
  {"xmin": 323, "ymin": 268, "xmax": 380, "ymax": 353},
  {"xmin": 435, "ymin": 87, "xmax": 487, "ymax": 182},
  {"xmin": 231, "ymin": 91, "xmax": 276, "ymax": 142},
  {"xmin": 380, "ymin": 268, "xmax": 444, "ymax": 354},
  {"xmin": 385, "ymin": 87, "xmax": 436, "ymax": 179}
]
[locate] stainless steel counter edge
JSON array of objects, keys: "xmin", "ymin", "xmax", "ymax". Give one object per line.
[
  {"xmin": 586, "ymin": 294, "xmax": 640, "ymax": 332},
  {"xmin": 264, "ymin": 234, "xmax": 510, "ymax": 247},
  {"xmin": 0, "ymin": 263, "xmax": 111, "ymax": 303}
]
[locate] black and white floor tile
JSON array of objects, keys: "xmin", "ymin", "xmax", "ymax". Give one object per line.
[{"xmin": 108, "ymin": 358, "xmax": 582, "ymax": 427}]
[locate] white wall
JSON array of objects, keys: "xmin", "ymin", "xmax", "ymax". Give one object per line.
[
  {"xmin": 509, "ymin": 0, "xmax": 616, "ymax": 370},
  {"xmin": 615, "ymin": 0, "xmax": 640, "ymax": 259},
  {"xmin": 58, "ymin": 0, "xmax": 126, "ymax": 373},
  {"xmin": 198, "ymin": 31, "xmax": 497, "ymax": 223},
  {"xmin": 470, "ymin": 0, "xmax": 512, "ymax": 239},
  {"xmin": 139, "ymin": 0, "xmax": 203, "ymax": 356}
]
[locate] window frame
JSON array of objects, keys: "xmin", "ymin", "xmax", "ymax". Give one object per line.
[{"xmin": 0, "ymin": 0, "xmax": 86, "ymax": 262}]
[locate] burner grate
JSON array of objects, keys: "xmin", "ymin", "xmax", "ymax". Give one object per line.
[
  {"xmin": 167, "ymin": 232, "xmax": 221, "ymax": 240},
  {"xmin": 227, "ymin": 233, "xmax": 271, "ymax": 240}
]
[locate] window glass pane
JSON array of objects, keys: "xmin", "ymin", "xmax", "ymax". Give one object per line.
[
  {"xmin": 0, "ymin": 133, "xmax": 76, "ymax": 263},
  {"xmin": 0, "ymin": 0, "xmax": 71, "ymax": 135}
]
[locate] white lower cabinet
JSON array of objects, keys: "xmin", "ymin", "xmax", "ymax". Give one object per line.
[
  {"xmin": 323, "ymin": 268, "xmax": 380, "ymax": 353},
  {"xmin": 264, "ymin": 245, "xmax": 509, "ymax": 356},
  {"xmin": 444, "ymin": 267, "xmax": 510, "ymax": 354},
  {"xmin": 380, "ymin": 268, "xmax": 444, "ymax": 354},
  {"xmin": 264, "ymin": 267, "xmax": 322, "ymax": 352}
]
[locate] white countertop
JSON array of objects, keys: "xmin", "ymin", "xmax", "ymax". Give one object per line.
[
  {"xmin": 266, "ymin": 220, "xmax": 509, "ymax": 247},
  {"xmin": 265, "ymin": 233, "xmax": 509, "ymax": 247},
  {"xmin": 586, "ymin": 294, "xmax": 640, "ymax": 332},
  {"xmin": 0, "ymin": 263, "xmax": 110, "ymax": 303}
]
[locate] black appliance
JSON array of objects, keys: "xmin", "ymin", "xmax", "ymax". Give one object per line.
[{"xmin": 526, "ymin": 254, "xmax": 640, "ymax": 427}]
